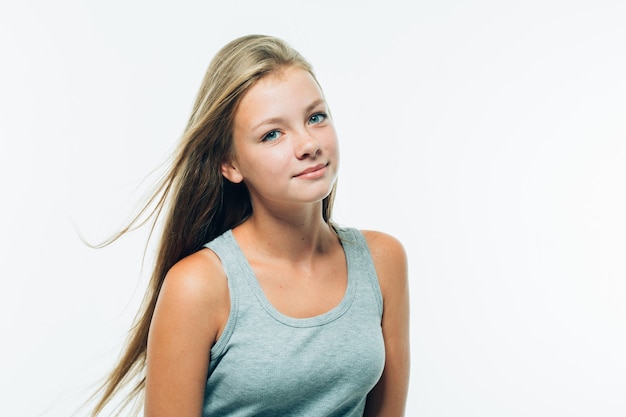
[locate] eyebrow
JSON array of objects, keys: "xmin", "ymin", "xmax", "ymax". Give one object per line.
[{"xmin": 251, "ymin": 98, "xmax": 327, "ymax": 131}]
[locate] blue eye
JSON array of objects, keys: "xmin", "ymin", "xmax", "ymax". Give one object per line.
[
  {"xmin": 262, "ymin": 130, "xmax": 282, "ymax": 142},
  {"xmin": 309, "ymin": 113, "xmax": 327, "ymax": 125}
]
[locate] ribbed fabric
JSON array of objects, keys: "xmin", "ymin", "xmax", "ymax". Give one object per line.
[{"xmin": 202, "ymin": 227, "xmax": 385, "ymax": 417}]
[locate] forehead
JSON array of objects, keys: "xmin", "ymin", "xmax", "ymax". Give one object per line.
[{"xmin": 234, "ymin": 66, "xmax": 324, "ymax": 129}]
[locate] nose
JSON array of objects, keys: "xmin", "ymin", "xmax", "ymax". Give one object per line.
[{"xmin": 295, "ymin": 129, "xmax": 321, "ymax": 159}]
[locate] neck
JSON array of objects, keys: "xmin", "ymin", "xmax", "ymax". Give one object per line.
[{"xmin": 233, "ymin": 202, "xmax": 336, "ymax": 264}]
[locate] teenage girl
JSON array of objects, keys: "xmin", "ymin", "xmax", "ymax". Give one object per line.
[{"xmin": 89, "ymin": 34, "xmax": 410, "ymax": 417}]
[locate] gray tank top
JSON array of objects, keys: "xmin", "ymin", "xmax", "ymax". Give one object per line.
[{"xmin": 202, "ymin": 226, "xmax": 385, "ymax": 416}]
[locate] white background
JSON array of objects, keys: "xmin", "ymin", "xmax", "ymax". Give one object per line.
[{"xmin": 1, "ymin": 1, "xmax": 625, "ymax": 416}]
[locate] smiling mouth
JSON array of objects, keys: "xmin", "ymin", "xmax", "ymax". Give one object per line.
[{"xmin": 294, "ymin": 163, "xmax": 328, "ymax": 178}]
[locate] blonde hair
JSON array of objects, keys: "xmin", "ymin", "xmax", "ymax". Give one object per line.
[{"xmin": 88, "ymin": 34, "xmax": 337, "ymax": 416}]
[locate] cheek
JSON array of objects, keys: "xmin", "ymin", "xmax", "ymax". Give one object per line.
[
  {"xmin": 239, "ymin": 147, "xmax": 289, "ymax": 179},
  {"xmin": 323, "ymin": 128, "xmax": 340, "ymax": 157}
]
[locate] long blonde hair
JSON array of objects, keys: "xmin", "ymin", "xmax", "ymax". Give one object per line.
[{"xmin": 88, "ymin": 34, "xmax": 337, "ymax": 416}]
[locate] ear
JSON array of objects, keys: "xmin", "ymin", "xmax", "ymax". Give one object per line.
[{"xmin": 221, "ymin": 159, "xmax": 244, "ymax": 184}]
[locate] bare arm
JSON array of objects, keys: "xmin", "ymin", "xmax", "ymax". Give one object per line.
[
  {"xmin": 363, "ymin": 231, "xmax": 411, "ymax": 417},
  {"xmin": 144, "ymin": 249, "xmax": 229, "ymax": 417}
]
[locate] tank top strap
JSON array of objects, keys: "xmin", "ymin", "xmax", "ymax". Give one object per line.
[
  {"xmin": 203, "ymin": 230, "xmax": 247, "ymax": 356},
  {"xmin": 334, "ymin": 226, "xmax": 383, "ymax": 317}
]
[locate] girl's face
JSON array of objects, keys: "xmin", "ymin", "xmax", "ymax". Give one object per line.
[{"xmin": 224, "ymin": 65, "xmax": 339, "ymax": 210}]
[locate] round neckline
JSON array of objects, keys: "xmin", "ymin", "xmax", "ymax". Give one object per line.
[{"xmin": 224, "ymin": 228, "xmax": 357, "ymax": 328}]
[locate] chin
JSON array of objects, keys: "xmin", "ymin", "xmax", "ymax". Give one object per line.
[{"xmin": 306, "ymin": 185, "xmax": 336, "ymax": 204}]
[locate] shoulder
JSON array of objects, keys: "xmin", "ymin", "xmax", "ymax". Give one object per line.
[
  {"xmin": 154, "ymin": 248, "xmax": 230, "ymax": 343},
  {"xmin": 360, "ymin": 231, "xmax": 411, "ymax": 416},
  {"xmin": 360, "ymin": 230, "xmax": 408, "ymax": 299},
  {"xmin": 361, "ymin": 230, "xmax": 407, "ymax": 274},
  {"xmin": 145, "ymin": 248, "xmax": 230, "ymax": 414},
  {"xmin": 163, "ymin": 248, "xmax": 228, "ymax": 303},
  {"xmin": 166, "ymin": 247, "xmax": 226, "ymax": 285},
  {"xmin": 360, "ymin": 230, "xmax": 406, "ymax": 262}
]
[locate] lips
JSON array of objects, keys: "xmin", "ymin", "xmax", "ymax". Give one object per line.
[{"xmin": 294, "ymin": 163, "xmax": 327, "ymax": 178}]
